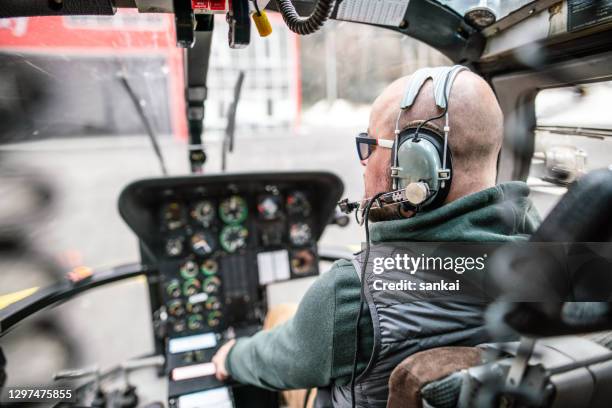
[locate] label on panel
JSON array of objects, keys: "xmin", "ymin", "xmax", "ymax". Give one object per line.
[
  {"xmin": 169, "ymin": 333, "xmax": 217, "ymax": 354},
  {"xmin": 568, "ymin": 0, "xmax": 612, "ymax": 32},
  {"xmin": 257, "ymin": 250, "xmax": 291, "ymax": 285},
  {"xmin": 336, "ymin": 0, "xmax": 410, "ymax": 27},
  {"xmin": 178, "ymin": 387, "xmax": 233, "ymax": 408}
]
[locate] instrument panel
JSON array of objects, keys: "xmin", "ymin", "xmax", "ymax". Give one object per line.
[
  {"xmin": 119, "ymin": 172, "xmax": 343, "ymax": 408},
  {"xmin": 156, "ymin": 188, "xmax": 321, "ymax": 337},
  {"xmin": 118, "ymin": 172, "xmax": 344, "ymax": 405}
]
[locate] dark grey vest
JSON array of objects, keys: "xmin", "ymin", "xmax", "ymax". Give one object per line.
[{"xmin": 331, "ymin": 248, "xmax": 490, "ymax": 408}]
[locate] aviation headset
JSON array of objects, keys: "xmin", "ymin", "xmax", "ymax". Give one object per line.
[{"xmin": 389, "ymin": 64, "xmax": 468, "ymax": 212}]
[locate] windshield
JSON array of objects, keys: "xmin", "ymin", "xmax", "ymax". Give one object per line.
[
  {"xmin": 0, "ymin": 9, "xmax": 451, "ymax": 386},
  {"xmin": 0, "ymin": 11, "xmax": 451, "ymax": 273},
  {"xmin": 438, "ymin": 0, "xmax": 536, "ymax": 21}
]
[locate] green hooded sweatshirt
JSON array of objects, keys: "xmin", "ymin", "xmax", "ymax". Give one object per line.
[{"xmin": 226, "ymin": 182, "xmax": 541, "ymax": 390}]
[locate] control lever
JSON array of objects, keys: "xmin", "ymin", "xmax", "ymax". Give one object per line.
[
  {"xmin": 54, "ymin": 366, "xmax": 105, "ymax": 407},
  {"xmin": 119, "ymin": 355, "xmax": 166, "ymax": 408}
]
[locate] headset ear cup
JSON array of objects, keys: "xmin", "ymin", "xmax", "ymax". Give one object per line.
[{"xmin": 394, "ymin": 125, "xmax": 452, "ymax": 210}]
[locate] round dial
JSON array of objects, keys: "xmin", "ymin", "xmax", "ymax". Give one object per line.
[
  {"xmin": 201, "ymin": 259, "xmax": 218, "ymax": 276},
  {"xmin": 289, "ymin": 223, "xmax": 312, "ymax": 246},
  {"xmin": 291, "ymin": 249, "xmax": 316, "ymax": 275},
  {"xmin": 191, "ymin": 231, "xmax": 216, "ymax": 256},
  {"xmin": 173, "ymin": 319, "xmax": 186, "ymax": 333},
  {"xmin": 191, "ymin": 200, "xmax": 215, "ymax": 226},
  {"xmin": 187, "ymin": 314, "xmax": 204, "ymax": 331},
  {"xmin": 182, "ymin": 278, "xmax": 201, "ymax": 297},
  {"xmin": 162, "ymin": 202, "xmax": 184, "ymax": 230},
  {"xmin": 286, "ymin": 192, "xmax": 311, "ymax": 217},
  {"xmin": 464, "ymin": 6, "xmax": 496, "ymax": 29},
  {"xmin": 260, "ymin": 225, "xmax": 283, "ymax": 246},
  {"xmin": 168, "ymin": 300, "xmax": 185, "ymax": 317},
  {"xmin": 219, "ymin": 225, "xmax": 248, "ymax": 253},
  {"xmin": 166, "ymin": 279, "xmax": 181, "ymax": 298},
  {"xmin": 219, "ymin": 196, "xmax": 248, "ymax": 225},
  {"xmin": 207, "ymin": 311, "xmax": 222, "ymax": 328},
  {"xmin": 187, "ymin": 301, "xmax": 205, "ymax": 314},
  {"xmin": 203, "ymin": 276, "xmax": 221, "ymax": 294},
  {"xmin": 180, "ymin": 260, "xmax": 199, "ymax": 279},
  {"xmin": 165, "ymin": 237, "xmax": 184, "ymax": 257},
  {"xmin": 206, "ymin": 296, "xmax": 222, "ymax": 311},
  {"xmin": 257, "ymin": 195, "xmax": 282, "ymax": 220}
]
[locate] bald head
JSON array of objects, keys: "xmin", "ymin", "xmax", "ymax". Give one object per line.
[{"xmin": 363, "ymin": 69, "xmax": 504, "ymax": 204}]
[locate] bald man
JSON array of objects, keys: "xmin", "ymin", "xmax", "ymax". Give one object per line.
[{"xmin": 212, "ymin": 68, "xmax": 540, "ymax": 407}]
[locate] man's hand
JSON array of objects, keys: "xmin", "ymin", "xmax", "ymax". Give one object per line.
[{"xmin": 212, "ymin": 339, "xmax": 236, "ymax": 381}]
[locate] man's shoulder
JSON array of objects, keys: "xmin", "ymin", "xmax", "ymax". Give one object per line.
[
  {"xmin": 309, "ymin": 258, "xmax": 360, "ymax": 292},
  {"xmin": 329, "ymin": 258, "xmax": 359, "ymax": 280}
]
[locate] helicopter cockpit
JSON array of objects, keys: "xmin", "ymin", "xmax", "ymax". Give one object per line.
[{"xmin": 2, "ymin": 1, "xmax": 612, "ymax": 408}]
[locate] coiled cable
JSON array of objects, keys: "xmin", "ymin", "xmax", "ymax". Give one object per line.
[{"xmin": 274, "ymin": 0, "xmax": 336, "ymax": 35}]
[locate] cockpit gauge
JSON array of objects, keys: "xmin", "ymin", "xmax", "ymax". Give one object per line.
[
  {"xmin": 165, "ymin": 237, "xmax": 184, "ymax": 257},
  {"xmin": 291, "ymin": 249, "xmax": 316, "ymax": 276},
  {"xmin": 257, "ymin": 195, "xmax": 282, "ymax": 220},
  {"xmin": 180, "ymin": 260, "xmax": 199, "ymax": 279},
  {"xmin": 286, "ymin": 192, "xmax": 311, "ymax": 217},
  {"xmin": 162, "ymin": 202, "xmax": 185, "ymax": 230},
  {"xmin": 191, "ymin": 231, "xmax": 217, "ymax": 256},
  {"xmin": 206, "ymin": 296, "xmax": 222, "ymax": 311},
  {"xmin": 182, "ymin": 278, "xmax": 201, "ymax": 297},
  {"xmin": 220, "ymin": 225, "xmax": 248, "ymax": 253},
  {"xmin": 187, "ymin": 301, "xmax": 205, "ymax": 314},
  {"xmin": 187, "ymin": 314, "xmax": 204, "ymax": 331},
  {"xmin": 207, "ymin": 311, "xmax": 222, "ymax": 328},
  {"xmin": 219, "ymin": 195, "xmax": 248, "ymax": 225},
  {"xmin": 191, "ymin": 200, "xmax": 216, "ymax": 226},
  {"xmin": 166, "ymin": 279, "xmax": 181, "ymax": 298},
  {"xmin": 260, "ymin": 225, "xmax": 284, "ymax": 246},
  {"xmin": 203, "ymin": 276, "xmax": 221, "ymax": 294},
  {"xmin": 173, "ymin": 319, "xmax": 187, "ymax": 333},
  {"xmin": 201, "ymin": 259, "xmax": 219, "ymax": 276},
  {"xmin": 289, "ymin": 223, "xmax": 312, "ymax": 246},
  {"xmin": 168, "ymin": 300, "xmax": 186, "ymax": 317}
]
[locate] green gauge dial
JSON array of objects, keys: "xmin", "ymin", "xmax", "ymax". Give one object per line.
[
  {"xmin": 207, "ymin": 311, "xmax": 222, "ymax": 328},
  {"xmin": 219, "ymin": 225, "xmax": 248, "ymax": 253},
  {"xmin": 182, "ymin": 278, "xmax": 201, "ymax": 297},
  {"xmin": 167, "ymin": 300, "xmax": 185, "ymax": 317},
  {"xmin": 206, "ymin": 296, "xmax": 221, "ymax": 311},
  {"xmin": 201, "ymin": 259, "xmax": 218, "ymax": 276},
  {"xmin": 219, "ymin": 196, "xmax": 248, "ymax": 224},
  {"xmin": 180, "ymin": 260, "xmax": 199, "ymax": 279},
  {"xmin": 203, "ymin": 276, "xmax": 221, "ymax": 294},
  {"xmin": 187, "ymin": 314, "xmax": 204, "ymax": 331},
  {"xmin": 166, "ymin": 279, "xmax": 181, "ymax": 298}
]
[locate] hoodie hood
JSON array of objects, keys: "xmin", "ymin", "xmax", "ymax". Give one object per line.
[{"xmin": 370, "ymin": 181, "xmax": 541, "ymax": 243}]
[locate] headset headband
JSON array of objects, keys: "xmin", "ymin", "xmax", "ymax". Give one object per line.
[
  {"xmin": 391, "ymin": 65, "xmax": 469, "ymax": 190},
  {"xmin": 400, "ymin": 65, "xmax": 467, "ymax": 110}
]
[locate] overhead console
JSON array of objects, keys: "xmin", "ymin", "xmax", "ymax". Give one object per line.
[{"xmin": 118, "ymin": 171, "xmax": 343, "ymax": 406}]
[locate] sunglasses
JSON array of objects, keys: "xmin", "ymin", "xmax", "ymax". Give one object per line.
[{"xmin": 355, "ymin": 132, "xmax": 394, "ymax": 161}]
